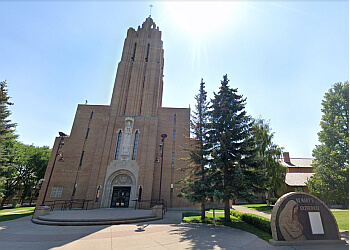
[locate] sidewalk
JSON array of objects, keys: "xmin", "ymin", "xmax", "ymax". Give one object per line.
[{"xmin": 0, "ymin": 208, "xmax": 348, "ymax": 249}]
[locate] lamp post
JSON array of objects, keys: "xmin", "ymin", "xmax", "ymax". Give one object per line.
[
  {"xmin": 40, "ymin": 132, "xmax": 66, "ymax": 206},
  {"xmin": 158, "ymin": 134, "xmax": 167, "ymax": 201}
]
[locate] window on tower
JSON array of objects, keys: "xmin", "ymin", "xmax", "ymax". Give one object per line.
[
  {"xmin": 85, "ymin": 128, "xmax": 90, "ymax": 140},
  {"xmin": 132, "ymin": 131, "xmax": 139, "ymax": 160},
  {"xmin": 132, "ymin": 42, "xmax": 137, "ymax": 61},
  {"xmin": 115, "ymin": 131, "xmax": 122, "ymax": 160},
  {"xmin": 145, "ymin": 43, "xmax": 150, "ymax": 62},
  {"xmin": 79, "ymin": 151, "xmax": 85, "ymax": 167},
  {"xmin": 172, "ymin": 152, "xmax": 175, "ymax": 168}
]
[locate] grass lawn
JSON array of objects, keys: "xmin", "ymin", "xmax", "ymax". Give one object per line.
[
  {"xmin": 0, "ymin": 206, "xmax": 35, "ymax": 214},
  {"xmin": 0, "ymin": 206, "xmax": 35, "ymax": 222},
  {"xmin": 182, "ymin": 211, "xmax": 272, "ymax": 242},
  {"xmin": 332, "ymin": 211, "xmax": 349, "ymax": 230},
  {"xmin": 240, "ymin": 204, "xmax": 274, "ymax": 212},
  {"xmin": 0, "ymin": 213, "xmax": 34, "ymax": 222}
]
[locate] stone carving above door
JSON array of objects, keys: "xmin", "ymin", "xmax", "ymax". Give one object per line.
[{"xmin": 112, "ymin": 174, "xmax": 132, "ymax": 185}]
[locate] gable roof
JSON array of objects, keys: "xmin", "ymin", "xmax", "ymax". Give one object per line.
[
  {"xmin": 285, "ymin": 173, "xmax": 314, "ymax": 186},
  {"xmin": 279, "ymin": 158, "xmax": 314, "ymax": 168}
]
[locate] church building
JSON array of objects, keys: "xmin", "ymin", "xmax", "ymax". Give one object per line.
[{"xmin": 37, "ymin": 17, "xmax": 192, "ymax": 209}]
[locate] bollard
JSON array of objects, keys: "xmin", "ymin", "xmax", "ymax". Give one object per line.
[{"xmin": 213, "ymin": 208, "xmax": 216, "ymax": 226}]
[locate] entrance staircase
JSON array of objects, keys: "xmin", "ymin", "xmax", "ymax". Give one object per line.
[{"xmin": 32, "ymin": 208, "xmax": 160, "ymax": 226}]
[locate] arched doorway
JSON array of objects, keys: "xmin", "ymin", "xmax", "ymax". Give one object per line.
[
  {"xmin": 110, "ymin": 174, "xmax": 132, "ymax": 208},
  {"xmin": 101, "ymin": 169, "xmax": 137, "ymax": 208}
]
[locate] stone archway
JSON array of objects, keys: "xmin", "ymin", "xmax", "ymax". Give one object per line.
[{"xmin": 100, "ymin": 169, "xmax": 137, "ymax": 208}]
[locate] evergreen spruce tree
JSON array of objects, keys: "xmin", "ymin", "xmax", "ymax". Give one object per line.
[
  {"xmin": 209, "ymin": 75, "xmax": 260, "ymax": 222},
  {"xmin": 307, "ymin": 81, "xmax": 349, "ymax": 205},
  {"xmin": 179, "ymin": 79, "xmax": 212, "ymax": 220},
  {"xmin": 0, "ymin": 80, "xmax": 17, "ymax": 206}
]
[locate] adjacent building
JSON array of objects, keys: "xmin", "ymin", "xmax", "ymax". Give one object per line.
[{"xmin": 280, "ymin": 152, "xmax": 314, "ymax": 193}]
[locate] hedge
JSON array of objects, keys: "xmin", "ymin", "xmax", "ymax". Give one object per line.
[{"xmin": 230, "ymin": 209, "xmax": 271, "ymax": 234}]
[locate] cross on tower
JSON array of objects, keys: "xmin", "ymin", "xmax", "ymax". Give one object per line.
[{"xmin": 149, "ymin": 4, "xmax": 153, "ymax": 17}]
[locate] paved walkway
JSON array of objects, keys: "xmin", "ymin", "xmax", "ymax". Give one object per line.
[
  {"xmin": 0, "ymin": 209, "xmax": 348, "ymax": 249},
  {"xmin": 232, "ymin": 205, "xmax": 272, "ymax": 219}
]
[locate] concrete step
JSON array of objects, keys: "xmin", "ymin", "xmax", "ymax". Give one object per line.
[
  {"xmin": 32, "ymin": 216, "xmax": 160, "ymax": 226},
  {"xmin": 37, "ymin": 215, "xmax": 157, "ymax": 222}
]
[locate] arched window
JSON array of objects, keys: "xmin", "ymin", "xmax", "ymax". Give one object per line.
[
  {"xmin": 132, "ymin": 131, "xmax": 139, "ymax": 160},
  {"xmin": 115, "ymin": 131, "xmax": 122, "ymax": 160}
]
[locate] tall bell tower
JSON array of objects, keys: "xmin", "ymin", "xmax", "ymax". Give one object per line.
[{"xmin": 110, "ymin": 17, "xmax": 164, "ymax": 117}]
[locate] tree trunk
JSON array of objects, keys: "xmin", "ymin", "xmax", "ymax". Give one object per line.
[
  {"xmin": 224, "ymin": 200, "xmax": 231, "ymax": 222},
  {"xmin": 1, "ymin": 195, "xmax": 8, "ymax": 207},
  {"xmin": 201, "ymin": 202, "xmax": 205, "ymax": 220},
  {"xmin": 266, "ymin": 192, "xmax": 271, "ymax": 206}
]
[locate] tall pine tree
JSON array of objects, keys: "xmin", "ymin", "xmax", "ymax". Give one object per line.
[
  {"xmin": 0, "ymin": 80, "xmax": 18, "ymax": 205},
  {"xmin": 179, "ymin": 79, "xmax": 212, "ymax": 220},
  {"xmin": 209, "ymin": 75, "xmax": 260, "ymax": 222}
]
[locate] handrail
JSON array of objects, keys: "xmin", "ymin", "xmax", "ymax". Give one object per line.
[{"xmin": 45, "ymin": 199, "xmax": 93, "ymax": 211}]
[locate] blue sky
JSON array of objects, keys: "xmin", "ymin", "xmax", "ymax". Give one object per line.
[{"xmin": 0, "ymin": 1, "xmax": 348, "ymax": 158}]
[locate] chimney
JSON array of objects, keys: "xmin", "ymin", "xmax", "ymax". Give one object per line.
[{"xmin": 283, "ymin": 152, "xmax": 290, "ymax": 163}]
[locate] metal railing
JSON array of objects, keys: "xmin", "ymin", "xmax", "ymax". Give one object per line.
[{"xmin": 45, "ymin": 199, "xmax": 93, "ymax": 211}]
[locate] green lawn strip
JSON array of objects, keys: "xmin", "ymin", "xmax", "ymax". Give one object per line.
[
  {"xmin": 240, "ymin": 204, "xmax": 274, "ymax": 212},
  {"xmin": 0, "ymin": 206, "xmax": 35, "ymax": 214},
  {"xmin": 205, "ymin": 209, "xmax": 224, "ymax": 212},
  {"xmin": 182, "ymin": 212, "xmax": 272, "ymax": 242},
  {"xmin": 332, "ymin": 211, "xmax": 349, "ymax": 230},
  {"xmin": 0, "ymin": 212, "xmax": 34, "ymax": 222}
]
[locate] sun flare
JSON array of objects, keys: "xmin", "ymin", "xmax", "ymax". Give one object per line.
[{"xmin": 165, "ymin": 2, "xmax": 237, "ymax": 37}]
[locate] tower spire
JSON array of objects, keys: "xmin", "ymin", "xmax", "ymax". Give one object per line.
[{"xmin": 149, "ymin": 4, "xmax": 153, "ymax": 17}]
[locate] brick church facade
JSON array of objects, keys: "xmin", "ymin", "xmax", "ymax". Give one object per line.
[{"xmin": 37, "ymin": 17, "xmax": 192, "ymax": 209}]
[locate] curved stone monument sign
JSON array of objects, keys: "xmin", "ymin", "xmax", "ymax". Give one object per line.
[{"xmin": 270, "ymin": 192, "xmax": 346, "ymax": 246}]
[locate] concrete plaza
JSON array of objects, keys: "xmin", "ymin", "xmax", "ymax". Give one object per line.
[{"xmin": 0, "ymin": 209, "xmax": 348, "ymax": 250}]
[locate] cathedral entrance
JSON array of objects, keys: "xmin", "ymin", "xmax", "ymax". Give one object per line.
[{"xmin": 110, "ymin": 186, "xmax": 131, "ymax": 208}]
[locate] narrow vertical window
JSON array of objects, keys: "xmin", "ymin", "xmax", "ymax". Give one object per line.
[
  {"xmin": 172, "ymin": 152, "xmax": 175, "ymax": 168},
  {"xmin": 174, "ymin": 114, "xmax": 176, "ymax": 123},
  {"xmin": 173, "ymin": 130, "xmax": 176, "ymax": 142},
  {"xmin": 145, "ymin": 43, "xmax": 150, "ymax": 62},
  {"xmin": 132, "ymin": 131, "xmax": 139, "ymax": 160},
  {"xmin": 132, "ymin": 42, "xmax": 137, "ymax": 61},
  {"xmin": 85, "ymin": 128, "xmax": 90, "ymax": 140},
  {"xmin": 115, "ymin": 131, "xmax": 122, "ymax": 160},
  {"xmin": 90, "ymin": 111, "xmax": 94, "ymax": 120},
  {"xmin": 79, "ymin": 151, "xmax": 85, "ymax": 167}
]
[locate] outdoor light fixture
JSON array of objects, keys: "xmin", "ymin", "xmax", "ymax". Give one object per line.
[
  {"xmin": 40, "ymin": 132, "xmax": 66, "ymax": 206},
  {"xmin": 158, "ymin": 134, "xmax": 167, "ymax": 201}
]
